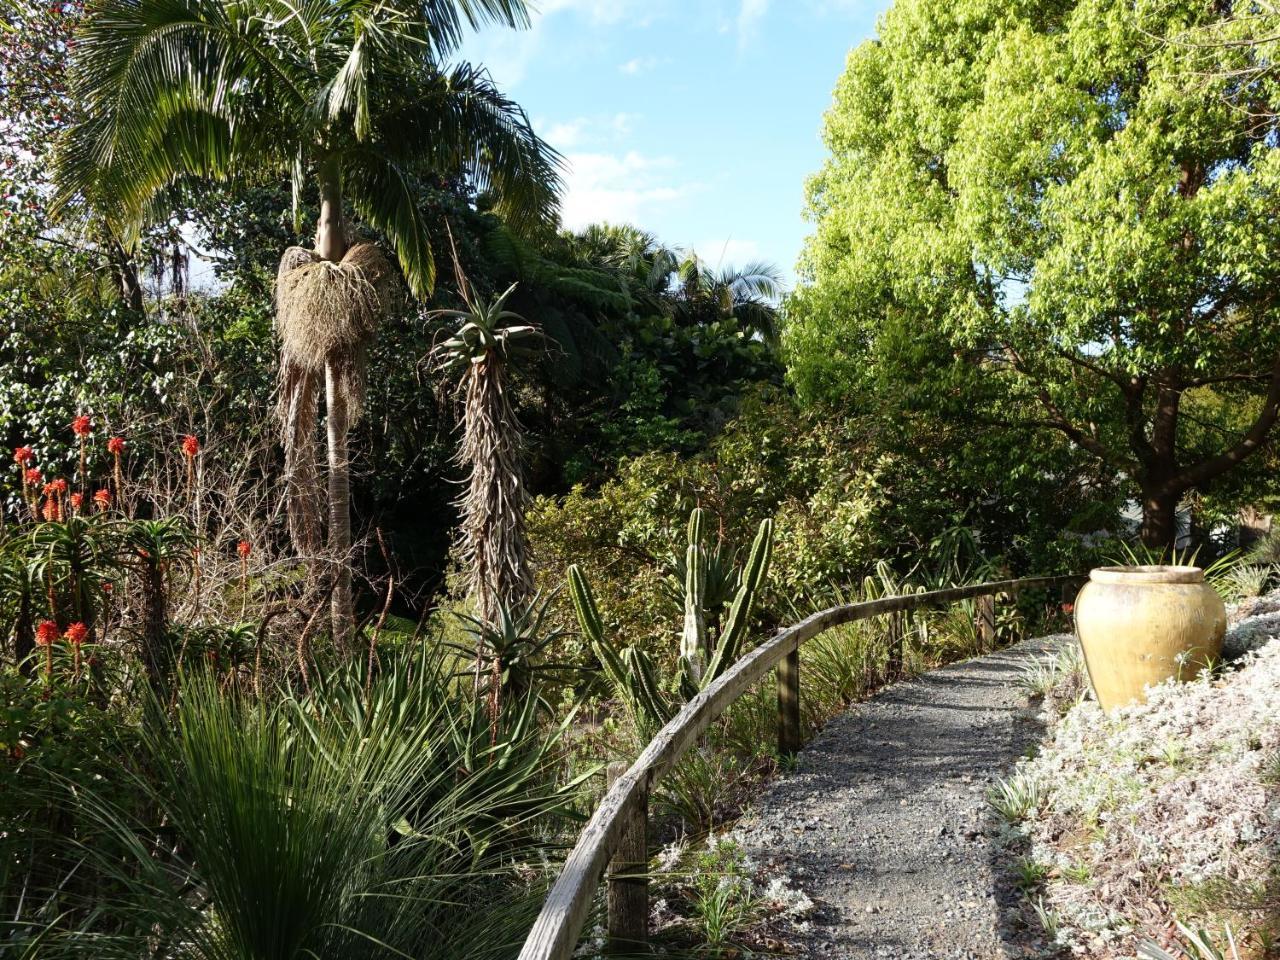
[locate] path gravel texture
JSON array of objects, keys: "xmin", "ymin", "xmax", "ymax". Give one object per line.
[{"xmin": 733, "ymin": 635, "xmax": 1067, "ymax": 960}]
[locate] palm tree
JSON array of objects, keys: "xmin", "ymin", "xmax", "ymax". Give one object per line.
[
  {"xmin": 565, "ymin": 228, "xmax": 785, "ymax": 347},
  {"xmin": 564, "ymin": 223, "xmax": 679, "ymax": 315},
  {"xmin": 55, "ymin": 0, "xmax": 561, "ymax": 644},
  {"xmin": 673, "ymin": 253, "xmax": 786, "ymax": 348}
]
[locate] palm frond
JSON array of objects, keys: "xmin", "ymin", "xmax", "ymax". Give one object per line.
[
  {"xmin": 722, "ymin": 260, "xmax": 786, "ymax": 302},
  {"xmin": 345, "ymin": 149, "xmax": 436, "ymax": 297},
  {"xmin": 374, "ymin": 62, "xmax": 563, "ymax": 233},
  {"xmin": 57, "ymin": 0, "xmax": 307, "ymax": 220}
]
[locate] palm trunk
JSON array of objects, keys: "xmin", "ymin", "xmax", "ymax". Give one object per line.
[
  {"xmin": 325, "ymin": 360, "xmax": 354, "ymax": 646},
  {"xmin": 316, "ymin": 168, "xmax": 348, "ymax": 262},
  {"xmin": 315, "ymin": 164, "xmax": 355, "ymax": 647}
]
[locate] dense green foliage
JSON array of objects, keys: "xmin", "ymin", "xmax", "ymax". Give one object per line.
[
  {"xmin": 785, "ymin": 0, "xmax": 1280, "ymax": 547},
  {"xmin": 529, "ymin": 387, "xmax": 1112, "ymax": 668}
]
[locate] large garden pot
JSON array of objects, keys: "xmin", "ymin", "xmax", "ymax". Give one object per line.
[{"xmin": 1074, "ymin": 565, "xmax": 1226, "ymax": 713}]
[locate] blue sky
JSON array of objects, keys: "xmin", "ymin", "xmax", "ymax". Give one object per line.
[{"xmin": 461, "ymin": 1, "xmax": 890, "ymax": 287}]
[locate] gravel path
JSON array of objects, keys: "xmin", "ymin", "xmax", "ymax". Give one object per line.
[{"xmin": 734, "ymin": 635, "xmax": 1067, "ymax": 960}]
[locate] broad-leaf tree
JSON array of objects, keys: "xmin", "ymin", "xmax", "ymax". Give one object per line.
[
  {"xmin": 56, "ymin": 0, "xmax": 561, "ymax": 640},
  {"xmin": 786, "ymin": 0, "xmax": 1280, "ymax": 549}
]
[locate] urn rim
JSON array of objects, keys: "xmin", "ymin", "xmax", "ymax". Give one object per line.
[{"xmin": 1088, "ymin": 564, "xmax": 1204, "ymax": 585}]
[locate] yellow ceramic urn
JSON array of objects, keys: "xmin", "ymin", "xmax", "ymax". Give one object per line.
[{"xmin": 1074, "ymin": 565, "xmax": 1226, "ymax": 713}]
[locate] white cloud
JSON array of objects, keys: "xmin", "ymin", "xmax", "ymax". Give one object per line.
[
  {"xmin": 737, "ymin": 0, "xmax": 769, "ymax": 46},
  {"xmin": 544, "ymin": 118, "xmax": 588, "ymax": 149},
  {"xmin": 619, "ymin": 55, "xmax": 659, "ymax": 75},
  {"xmin": 464, "ymin": 1, "xmax": 662, "ymax": 88},
  {"xmin": 540, "ymin": 113, "xmax": 636, "ymax": 150},
  {"xmin": 558, "ymin": 151, "xmax": 691, "ymax": 229}
]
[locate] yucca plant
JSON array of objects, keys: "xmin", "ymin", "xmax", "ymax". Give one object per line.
[
  {"xmin": 1110, "ymin": 542, "xmax": 1252, "ymax": 603},
  {"xmin": 987, "ymin": 771, "xmax": 1044, "ymax": 823},
  {"xmin": 310, "ymin": 645, "xmax": 590, "ymax": 841},
  {"xmin": 1138, "ymin": 922, "xmax": 1241, "ymax": 960},
  {"xmin": 449, "ymin": 590, "xmax": 579, "ymax": 728},
  {"xmin": 922, "ymin": 524, "xmax": 1000, "ymax": 588},
  {"xmin": 1214, "ymin": 563, "xmax": 1275, "ymax": 603}
]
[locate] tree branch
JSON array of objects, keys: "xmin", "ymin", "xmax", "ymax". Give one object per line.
[
  {"xmin": 1054, "ymin": 346, "xmax": 1129, "ymax": 388},
  {"xmin": 1002, "ymin": 343, "xmax": 1134, "ymax": 471},
  {"xmin": 1173, "ymin": 353, "xmax": 1280, "ymax": 491},
  {"xmin": 1182, "ymin": 370, "xmax": 1270, "ymax": 388}
]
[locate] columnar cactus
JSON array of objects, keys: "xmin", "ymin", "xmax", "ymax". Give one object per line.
[
  {"xmin": 568, "ymin": 510, "xmax": 774, "ymax": 731},
  {"xmin": 681, "ymin": 507, "xmax": 709, "ymax": 682},
  {"xmin": 703, "ymin": 518, "xmax": 773, "ymax": 683}
]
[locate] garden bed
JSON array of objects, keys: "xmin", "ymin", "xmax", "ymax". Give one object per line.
[{"xmin": 999, "ymin": 592, "xmax": 1280, "ymax": 957}]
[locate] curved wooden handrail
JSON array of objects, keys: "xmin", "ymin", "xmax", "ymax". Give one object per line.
[{"xmin": 517, "ymin": 574, "xmax": 1082, "ymax": 960}]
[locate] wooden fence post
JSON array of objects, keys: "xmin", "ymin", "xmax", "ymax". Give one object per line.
[
  {"xmin": 886, "ymin": 612, "xmax": 904, "ymax": 679},
  {"xmin": 606, "ymin": 761, "xmax": 648, "ymax": 953},
  {"xmin": 976, "ymin": 594, "xmax": 996, "ymax": 649},
  {"xmin": 777, "ymin": 648, "xmax": 801, "ymax": 757}
]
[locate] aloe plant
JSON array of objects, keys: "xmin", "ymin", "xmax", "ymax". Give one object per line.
[{"xmin": 568, "ymin": 511, "xmax": 773, "ymax": 730}]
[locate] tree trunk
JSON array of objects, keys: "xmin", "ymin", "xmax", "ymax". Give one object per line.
[
  {"xmin": 326, "ymin": 360, "xmax": 354, "ymax": 646},
  {"xmin": 316, "ymin": 170, "xmax": 348, "ymax": 263},
  {"xmin": 108, "ymin": 238, "xmax": 145, "ymax": 312},
  {"xmin": 315, "ymin": 164, "xmax": 355, "ymax": 646},
  {"xmin": 1140, "ymin": 487, "xmax": 1181, "ymax": 554},
  {"xmin": 141, "ymin": 561, "xmax": 170, "ymax": 689}
]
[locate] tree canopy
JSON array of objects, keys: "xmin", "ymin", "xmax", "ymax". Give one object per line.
[{"xmin": 785, "ymin": 0, "xmax": 1280, "ymax": 547}]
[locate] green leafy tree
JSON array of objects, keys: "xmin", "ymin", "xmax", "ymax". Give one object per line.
[
  {"xmin": 55, "ymin": 0, "xmax": 561, "ymax": 641},
  {"xmin": 786, "ymin": 0, "xmax": 1280, "ymax": 549}
]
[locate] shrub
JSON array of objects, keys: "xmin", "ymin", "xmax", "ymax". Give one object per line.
[{"xmin": 3, "ymin": 648, "xmax": 575, "ymax": 958}]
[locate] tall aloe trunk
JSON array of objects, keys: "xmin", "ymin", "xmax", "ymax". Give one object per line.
[
  {"xmin": 460, "ymin": 353, "xmax": 533, "ymax": 628},
  {"xmin": 280, "ymin": 364, "xmax": 324, "ymax": 555}
]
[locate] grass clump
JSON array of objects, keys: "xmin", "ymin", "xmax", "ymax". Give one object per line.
[{"xmin": 988, "ymin": 771, "xmax": 1045, "ymax": 823}]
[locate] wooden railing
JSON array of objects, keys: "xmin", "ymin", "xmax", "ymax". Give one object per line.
[{"xmin": 516, "ymin": 574, "xmax": 1083, "ymax": 960}]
